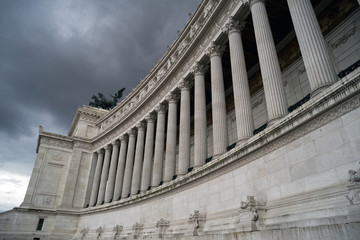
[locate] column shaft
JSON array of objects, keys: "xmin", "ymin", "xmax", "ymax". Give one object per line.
[
  {"xmin": 287, "ymin": 0, "xmax": 337, "ymax": 95},
  {"xmin": 251, "ymin": 0, "xmax": 288, "ymax": 122},
  {"xmin": 97, "ymin": 145, "xmax": 112, "ymax": 205},
  {"xmin": 192, "ymin": 63, "xmax": 208, "ymax": 167},
  {"xmin": 113, "ymin": 136, "xmax": 128, "ymax": 201},
  {"xmin": 104, "ymin": 140, "xmax": 119, "ymax": 203},
  {"xmin": 121, "ymin": 130, "xmax": 137, "ymax": 199},
  {"xmin": 207, "ymin": 43, "xmax": 228, "ymax": 155},
  {"xmin": 131, "ymin": 123, "xmax": 146, "ymax": 195},
  {"xmin": 226, "ymin": 18, "xmax": 254, "ymax": 141},
  {"xmin": 178, "ymin": 80, "xmax": 192, "ymax": 175},
  {"xmin": 151, "ymin": 105, "xmax": 167, "ymax": 187},
  {"xmin": 164, "ymin": 93, "xmax": 178, "ymax": 182},
  {"xmin": 140, "ymin": 114, "xmax": 156, "ymax": 192},
  {"xmin": 89, "ymin": 150, "xmax": 104, "ymax": 206}
]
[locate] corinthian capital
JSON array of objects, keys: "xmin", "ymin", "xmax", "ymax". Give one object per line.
[
  {"xmin": 191, "ymin": 61, "xmax": 209, "ymax": 76},
  {"xmin": 165, "ymin": 92, "xmax": 179, "ymax": 103},
  {"xmin": 96, "ymin": 149, "xmax": 105, "ymax": 155},
  {"xmin": 136, "ymin": 121, "xmax": 147, "ymax": 131},
  {"xmin": 111, "ymin": 140, "xmax": 120, "ymax": 148},
  {"xmin": 119, "ymin": 134, "xmax": 128, "ymax": 142},
  {"xmin": 205, "ymin": 41, "xmax": 225, "ymax": 57},
  {"xmin": 127, "ymin": 128, "xmax": 137, "ymax": 136},
  {"xmin": 155, "ymin": 103, "xmax": 167, "ymax": 113},
  {"xmin": 178, "ymin": 79, "xmax": 193, "ymax": 91},
  {"xmin": 222, "ymin": 17, "xmax": 245, "ymax": 35},
  {"xmin": 145, "ymin": 113, "xmax": 157, "ymax": 123}
]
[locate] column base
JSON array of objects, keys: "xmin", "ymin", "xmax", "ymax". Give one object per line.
[{"xmin": 311, "ymin": 83, "xmax": 332, "ymax": 98}]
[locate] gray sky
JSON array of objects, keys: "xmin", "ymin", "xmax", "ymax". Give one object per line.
[{"xmin": 0, "ymin": 0, "xmax": 201, "ymax": 212}]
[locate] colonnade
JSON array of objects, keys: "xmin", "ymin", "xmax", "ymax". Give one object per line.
[{"xmin": 87, "ymin": 0, "xmax": 337, "ymax": 206}]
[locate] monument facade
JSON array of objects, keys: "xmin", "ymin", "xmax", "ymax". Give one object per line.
[{"xmin": 1, "ymin": 0, "xmax": 360, "ymax": 239}]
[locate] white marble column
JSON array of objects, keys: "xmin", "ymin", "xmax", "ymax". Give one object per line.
[
  {"xmin": 164, "ymin": 92, "xmax": 179, "ymax": 182},
  {"xmin": 206, "ymin": 42, "xmax": 228, "ymax": 155},
  {"xmin": 104, "ymin": 140, "xmax": 119, "ymax": 203},
  {"xmin": 121, "ymin": 129, "xmax": 137, "ymax": 199},
  {"xmin": 287, "ymin": 0, "xmax": 337, "ymax": 96},
  {"xmin": 250, "ymin": 0, "xmax": 288, "ymax": 123},
  {"xmin": 178, "ymin": 79, "xmax": 192, "ymax": 176},
  {"xmin": 97, "ymin": 144, "xmax": 112, "ymax": 205},
  {"xmin": 131, "ymin": 122, "xmax": 146, "ymax": 196},
  {"xmin": 140, "ymin": 113, "xmax": 156, "ymax": 192},
  {"xmin": 224, "ymin": 17, "xmax": 254, "ymax": 141},
  {"xmin": 89, "ymin": 149, "xmax": 104, "ymax": 206},
  {"xmin": 113, "ymin": 135, "xmax": 128, "ymax": 201},
  {"xmin": 152, "ymin": 104, "xmax": 167, "ymax": 187},
  {"xmin": 191, "ymin": 62, "xmax": 208, "ymax": 167}
]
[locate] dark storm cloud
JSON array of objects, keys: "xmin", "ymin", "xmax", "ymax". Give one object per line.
[{"xmin": 0, "ymin": 0, "xmax": 201, "ymax": 138}]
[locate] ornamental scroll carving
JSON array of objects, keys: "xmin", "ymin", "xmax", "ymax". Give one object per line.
[
  {"xmin": 156, "ymin": 218, "xmax": 170, "ymax": 238},
  {"xmin": 188, "ymin": 210, "xmax": 206, "ymax": 236}
]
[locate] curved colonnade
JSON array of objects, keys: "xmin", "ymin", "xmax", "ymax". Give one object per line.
[{"xmin": 86, "ymin": 0, "xmax": 337, "ymax": 208}]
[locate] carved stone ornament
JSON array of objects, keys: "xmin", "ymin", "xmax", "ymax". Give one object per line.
[
  {"xmin": 178, "ymin": 79, "xmax": 193, "ymax": 91},
  {"xmin": 222, "ymin": 17, "xmax": 245, "ymax": 34},
  {"xmin": 113, "ymin": 225, "xmax": 123, "ymax": 240},
  {"xmin": 111, "ymin": 140, "xmax": 120, "ymax": 148},
  {"xmin": 188, "ymin": 210, "xmax": 206, "ymax": 236},
  {"xmin": 96, "ymin": 226, "xmax": 105, "ymax": 239},
  {"xmin": 136, "ymin": 121, "xmax": 146, "ymax": 131},
  {"xmin": 104, "ymin": 144, "xmax": 112, "ymax": 151},
  {"xmin": 132, "ymin": 222, "xmax": 143, "ymax": 239},
  {"xmin": 205, "ymin": 41, "xmax": 225, "ymax": 57},
  {"xmin": 145, "ymin": 113, "xmax": 156, "ymax": 123},
  {"xmin": 80, "ymin": 227, "xmax": 89, "ymax": 240},
  {"xmin": 191, "ymin": 62, "xmax": 209, "ymax": 76},
  {"xmin": 96, "ymin": 149, "xmax": 105, "ymax": 155},
  {"xmin": 127, "ymin": 128, "xmax": 137, "ymax": 136},
  {"xmin": 119, "ymin": 134, "xmax": 128, "ymax": 142},
  {"xmin": 238, "ymin": 196, "xmax": 265, "ymax": 232},
  {"xmin": 165, "ymin": 92, "xmax": 179, "ymax": 103},
  {"xmin": 156, "ymin": 218, "xmax": 170, "ymax": 238},
  {"xmin": 155, "ymin": 103, "xmax": 167, "ymax": 113},
  {"xmin": 346, "ymin": 163, "xmax": 360, "ymax": 205}
]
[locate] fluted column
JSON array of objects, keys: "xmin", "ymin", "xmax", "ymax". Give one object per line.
[
  {"xmin": 164, "ymin": 92, "xmax": 179, "ymax": 182},
  {"xmin": 113, "ymin": 135, "xmax": 128, "ymax": 201},
  {"xmin": 104, "ymin": 140, "xmax": 119, "ymax": 203},
  {"xmin": 89, "ymin": 149, "xmax": 104, "ymax": 206},
  {"xmin": 250, "ymin": 0, "xmax": 288, "ymax": 123},
  {"xmin": 191, "ymin": 62, "xmax": 208, "ymax": 167},
  {"xmin": 97, "ymin": 144, "xmax": 112, "ymax": 205},
  {"xmin": 131, "ymin": 122, "xmax": 146, "ymax": 196},
  {"xmin": 151, "ymin": 104, "xmax": 167, "ymax": 187},
  {"xmin": 206, "ymin": 42, "xmax": 228, "ymax": 155},
  {"xmin": 141, "ymin": 113, "xmax": 156, "ymax": 192},
  {"xmin": 287, "ymin": 0, "xmax": 337, "ymax": 96},
  {"xmin": 121, "ymin": 129, "xmax": 137, "ymax": 199},
  {"xmin": 224, "ymin": 17, "xmax": 254, "ymax": 141},
  {"xmin": 178, "ymin": 79, "xmax": 192, "ymax": 175}
]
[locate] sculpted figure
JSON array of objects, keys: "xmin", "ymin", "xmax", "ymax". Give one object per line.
[{"xmin": 89, "ymin": 88, "xmax": 125, "ymax": 110}]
